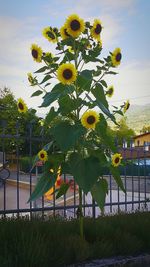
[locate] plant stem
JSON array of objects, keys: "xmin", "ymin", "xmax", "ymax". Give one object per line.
[{"xmin": 74, "ymin": 40, "xmax": 84, "ymax": 240}]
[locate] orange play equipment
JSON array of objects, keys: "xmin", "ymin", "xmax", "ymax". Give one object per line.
[{"xmin": 44, "ymin": 168, "xmax": 62, "ymax": 201}]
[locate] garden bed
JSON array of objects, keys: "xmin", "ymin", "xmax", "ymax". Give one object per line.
[{"xmin": 0, "ymin": 212, "xmax": 150, "ymax": 267}]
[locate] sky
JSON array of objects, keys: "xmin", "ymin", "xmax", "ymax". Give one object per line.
[{"xmin": 0, "ymin": 0, "xmax": 150, "ymax": 116}]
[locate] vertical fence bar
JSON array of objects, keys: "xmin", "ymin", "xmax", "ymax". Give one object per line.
[
  {"xmin": 16, "ymin": 122, "xmax": 20, "ymax": 218},
  {"xmin": 131, "ymin": 140, "xmax": 134, "ymax": 211},
  {"xmin": 41, "ymin": 129, "xmax": 45, "ymax": 220},
  {"xmin": 92, "ymin": 198, "xmax": 96, "ymax": 218},
  {"xmin": 2, "ymin": 121, "xmax": 6, "ymax": 217},
  {"xmin": 143, "ymin": 142, "xmax": 147, "ymax": 210},
  {"xmin": 73, "ymin": 179, "xmax": 76, "ymax": 218},
  {"xmin": 29, "ymin": 123, "xmax": 33, "ymax": 219},
  {"xmin": 137, "ymin": 147, "xmax": 141, "ymax": 210},
  {"xmin": 63, "ymin": 172, "xmax": 67, "ymax": 217},
  {"xmin": 123, "ymin": 139, "xmax": 127, "ymax": 212},
  {"xmin": 109, "ymin": 174, "xmax": 112, "ymax": 213},
  {"xmin": 83, "ymin": 192, "xmax": 86, "ymax": 217}
]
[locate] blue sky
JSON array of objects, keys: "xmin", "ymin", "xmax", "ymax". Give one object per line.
[{"xmin": 0, "ymin": 0, "xmax": 150, "ymax": 115}]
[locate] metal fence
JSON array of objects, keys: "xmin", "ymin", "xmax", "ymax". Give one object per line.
[{"xmin": 0, "ymin": 121, "xmax": 150, "ymax": 219}]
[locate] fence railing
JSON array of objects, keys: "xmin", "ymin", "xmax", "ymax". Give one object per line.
[{"xmin": 0, "ymin": 121, "xmax": 150, "ymax": 219}]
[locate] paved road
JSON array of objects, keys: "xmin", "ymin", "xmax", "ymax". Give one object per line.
[{"xmin": 8, "ymin": 171, "xmax": 150, "ymax": 193}]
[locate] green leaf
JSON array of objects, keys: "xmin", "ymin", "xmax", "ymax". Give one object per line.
[
  {"xmin": 44, "ymin": 83, "xmax": 51, "ymax": 88},
  {"xmin": 45, "ymin": 107, "xmax": 58, "ymax": 124},
  {"xmin": 110, "ymin": 165, "xmax": 125, "ymax": 193},
  {"xmin": 96, "ymin": 115, "xmax": 117, "ymax": 152},
  {"xmin": 56, "ymin": 183, "xmax": 70, "ymax": 199},
  {"xmin": 89, "ymin": 150, "xmax": 108, "ymax": 166},
  {"xmin": 28, "ymin": 161, "xmax": 58, "ymax": 202},
  {"xmin": 100, "ymin": 80, "xmax": 107, "ymax": 88},
  {"xmin": 28, "ymin": 172, "xmax": 57, "ymax": 202},
  {"xmin": 69, "ymin": 153, "xmax": 102, "ymax": 193},
  {"xmin": 58, "ymin": 95, "xmax": 82, "ymax": 115},
  {"xmin": 91, "ymin": 179, "xmax": 108, "ymax": 211},
  {"xmin": 40, "ymin": 75, "xmax": 52, "ymax": 84},
  {"xmin": 77, "ymin": 70, "xmax": 92, "ymax": 92},
  {"xmin": 82, "ymin": 53, "xmax": 103, "ymax": 63},
  {"xmin": 40, "ymin": 83, "xmax": 74, "ymax": 107},
  {"xmin": 31, "ymin": 90, "xmax": 43, "ymax": 97},
  {"xmin": 52, "ymin": 121, "xmax": 85, "ymax": 152},
  {"xmin": 48, "ymin": 153, "xmax": 64, "ymax": 169},
  {"xmin": 89, "ymin": 84, "xmax": 116, "ymax": 124},
  {"xmin": 106, "ymin": 71, "xmax": 118, "ymax": 75},
  {"xmin": 114, "ymin": 110, "xmax": 124, "ymax": 116},
  {"xmin": 34, "ymin": 66, "xmax": 48, "ymax": 73},
  {"xmin": 92, "ymin": 83, "xmax": 108, "ymax": 109}
]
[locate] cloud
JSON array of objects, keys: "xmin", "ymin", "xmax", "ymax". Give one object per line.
[
  {"xmin": 45, "ymin": 0, "xmax": 136, "ymax": 18},
  {"xmin": 106, "ymin": 61, "xmax": 150, "ymax": 106}
]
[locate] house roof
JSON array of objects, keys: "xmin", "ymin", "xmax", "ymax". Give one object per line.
[{"xmin": 134, "ymin": 132, "xmax": 150, "ymax": 139}]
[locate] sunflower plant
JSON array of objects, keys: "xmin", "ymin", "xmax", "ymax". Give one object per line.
[{"xmin": 28, "ymin": 14, "xmax": 128, "ymax": 238}]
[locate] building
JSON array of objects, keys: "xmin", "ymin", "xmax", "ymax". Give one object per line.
[
  {"xmin": 134, "ymin": 132, "xmax": 150, "ymax": 147},
  {"xmin": 119, "ymin": 132, "xmax": 150, "ymax": 160}
]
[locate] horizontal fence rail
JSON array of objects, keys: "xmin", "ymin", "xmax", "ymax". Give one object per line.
[{"xmin": 0, "ymin": 121, "xmax": 150, "ymax": 219}]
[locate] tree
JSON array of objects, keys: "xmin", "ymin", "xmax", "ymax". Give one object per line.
[
  {"xmin": 112, "ymin": 117, "xmax": 135, "ymax": 146},
  {"xmin": 141, "ymin": 125, "xmax": 150, "ymax": 134},
  {"xmin": 0, "ymin": 87, "xmax": 45, "ymax": 155}
]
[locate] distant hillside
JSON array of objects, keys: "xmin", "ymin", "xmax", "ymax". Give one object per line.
[
  {"xmin": 37, "ymin": 104, "xmax": 150, "ymax": 134},
  {"xmin": 125, "ymin": 104, "xmax": 150, "ymax": 133}
]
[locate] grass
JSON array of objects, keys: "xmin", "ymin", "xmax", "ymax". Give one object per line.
[{"xmin": 0, "ymin": 212, "xmax": 150, "ymax": 266}]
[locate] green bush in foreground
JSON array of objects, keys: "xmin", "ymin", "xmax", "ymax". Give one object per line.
[{"xmin": 0, "ymin": 212, "xmax": 150, "ymax": 267}]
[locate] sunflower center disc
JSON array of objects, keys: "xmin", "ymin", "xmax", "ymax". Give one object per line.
[
  {"xmin": 108, "ymin": 88, "xmax": 113, "ymax": 95},
  {"xmin": 18, "ymin": 102, "xmax": 24, "ymax": 110},
  {"xmin": 87, "ymin": 115, "xmax": 96, "ymax": 125},
  {"xmin": 40, "ymin": 153, "xmax": 44, "ymax": 158},
  {"xmin": 70, "ymin": 20, "xmax": 80, "ymax": 31},
  {"xmin": 115, "ymin": 157, "xmax": 119, "ymax": 164},
  {"xmin": 95, "ymin": 24, "xmax": 102, "ymax": 34},
  {"xmin": 116, "ymin": 53, "xmax": 122, "ymax": 62},
  {"xmin": 63, "ymin": 69, "xmax": 73, "ymax": 80},
  {"xmin": 32, "ymin": 49, "xmax": 38, "ymax": 59},
  {"xmin": 47, "ymin": 31, "xmax": 55, "ymax": 39}
]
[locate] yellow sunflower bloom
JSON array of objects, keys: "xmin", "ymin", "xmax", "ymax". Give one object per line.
[
  {"xmin": 106, "ymin": 86, "xmax": 114, "ymax": 98},
  {"xmin": 111, "ymin": 48, "xmax": 122, "ymax": 67},
  {"xmin": 42, "ymin": 52, "xmax": 53, "ymax": 62},
  {"xmin": 57, "ymin": 63, "xmax": 77, "ymax": 85},
  {"xmin": 38, "ymin": 149, "xmax": 48, "ymax": 162},
  {"xmin": 31, "ymin": 44, "xmax": 43, "ymax": 63},
  {"xmin": 27, "ymin": 73, "xmax": 34, "ymax": 84},
  {"xmin": 111, "ymin": 153, "xmax": 122, "ymax": 167},
  {"xmin": 17, "ymin": 98, "xmax": 28, "ymax": 113},
  {"xmin": 81, "ymin": 110, "xmax": 99, "ymax": 129},
  {"xmin": 65, "ymin": 14, "xmax": 85, "ymax": 38},
  {"xmin": 123, "ymin": 100, "xmax": 130, "ymax": 113},
  {"xmin": 27, "ymin": 73, "xmax": 37, "ymax": 86},
  {"xmin": 91, "ymin": 19, "xmax": 102, "ymax": 41},
  {"xmin": 42, "ymin": 27, "xmax": 57, "ymax": 43},
  {"xmin": 60, "ymin": 25, "xmax": 70, "ymax": 40}
]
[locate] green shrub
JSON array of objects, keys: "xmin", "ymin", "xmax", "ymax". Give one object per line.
[
  {"xmin": 20, "ymin": 156, "xmax": 43, "ymax": 174},
  {"xmin": 0, "ymin": 212, "xmax": 150, "ymax": 266}
]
